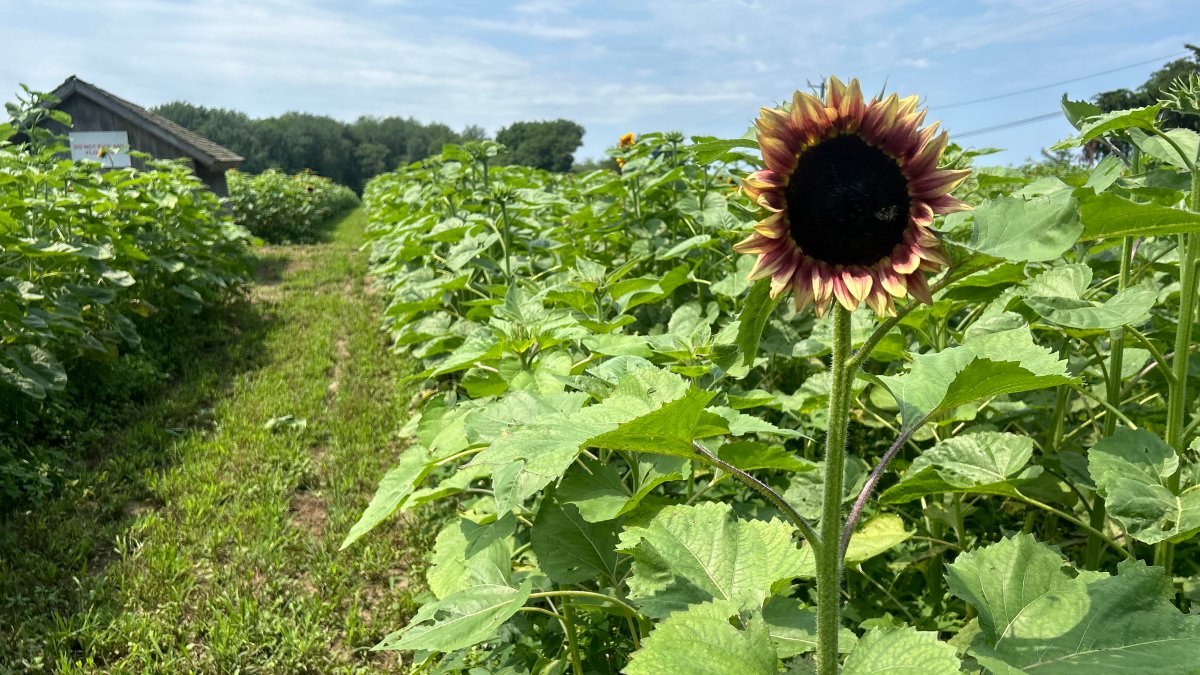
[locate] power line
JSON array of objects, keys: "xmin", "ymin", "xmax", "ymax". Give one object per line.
[
  {"xmin": 954, "ymin": 112, "xmax": 1064, "ymax": 139},
  {"xmin": 935, "ymin": 51, "xmax": 1190, "ymax": 110}
]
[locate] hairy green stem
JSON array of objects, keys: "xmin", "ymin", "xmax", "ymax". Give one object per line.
[
  {"xmin": 1157, "ymin": 168, "xmax": 1200, "ymax": 573},
  {"xmin": 690, "ymin": 441, "xmax": 820, "ymax": 549},
  {"xmin": 562, "ymin": 601, "xmax": 584, "ymax": 675},
  {"xmin": 816, "ymin": 305, "xmax": 854, "ymax": 675},
  {"xmin": 1089, "ymin": 234, "xmax": 1134, "ymax": 569}
]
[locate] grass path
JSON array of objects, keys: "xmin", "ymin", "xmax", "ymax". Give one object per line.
[{"xmin": 0, "ymin": 209, "xmax": 425, "ymax": 673}]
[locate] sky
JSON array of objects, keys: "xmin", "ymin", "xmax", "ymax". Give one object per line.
[{"xmin": 1, "ymin": 0, "xmax": 1197, "ymax": 166}]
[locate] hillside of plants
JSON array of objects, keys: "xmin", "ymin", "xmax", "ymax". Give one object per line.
[{"xmin": 345, "ymin": 77, "xmax": 1200, "ymax": 673}]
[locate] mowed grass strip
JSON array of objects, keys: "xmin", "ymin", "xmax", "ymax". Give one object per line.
[{"xmin": 0, "ymin": 208, "xmax": 428, "ymax": 673}]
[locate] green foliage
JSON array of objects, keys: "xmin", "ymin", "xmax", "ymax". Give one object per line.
[
  {"xmin": 348, "ymin": 105, "xmax": 1200, "ymax": 673},
  {"xmin": 495, "ymin": 119, "xmax": 585, "ymax": 172},
  {"xmin": 948, "ymin": 534, "xmax": 1200, "ymax": 672},
  {"xmin": 227, "ymin": 168, "xmax": 359, "ymax": 243},
  {"xmin": 0, "ymin": 89, "xmax": 253, "ymax": 406}
]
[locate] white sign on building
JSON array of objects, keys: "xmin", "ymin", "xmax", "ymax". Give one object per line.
[{"xmin": 69, "ymin": 131, "xmax": 131, "ymax": 167}]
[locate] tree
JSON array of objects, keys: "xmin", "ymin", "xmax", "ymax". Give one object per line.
[
  {"xmin": 495, "ymin": 119, "xmax": 585, "ymax": 173},
  {"xmin": 1093, "ymin": 44, "xmax": 1200, "ymax": 133}
]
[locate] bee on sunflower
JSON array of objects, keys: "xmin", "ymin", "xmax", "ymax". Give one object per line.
[{"xmin": 735, "ymin": 77, "xmax": 970, "ymax": 317}]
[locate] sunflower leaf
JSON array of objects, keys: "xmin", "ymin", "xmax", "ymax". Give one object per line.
[
  {"xmin": 1088, "ymin": 428, "xmax": 1200, "ymax": 545},
  {"xmin": 879, "ymin": 325, "xmax": 1075, "ymax": 432},
  {"xmin": 1078, "ymin": 191, "xmax": 1200, "ymax": 240},
  {"xmin": 947, "ymin": 533, "xmax": 1200, "ymax": 673},
  {"xmin": 1020, "ymin": 263, "xmax": 1156, "ymax": 330},
  {"xmin": 842, "ymin": 627, "xmax": 962, "ymax": 675},
  {"xmin": 880, "ymin": 431, "xmax": 1038, "ymax": 503},
  {"xmin": 624, "ymin": 600, "xmax": 778, "ymax": 675},
  {"xmin": 735, "ymin": 278, "xmax": 783, "ymax": 368},
  {"xmin": 964, "ymin": 190, "xmax": 1081, "ymax": 262},
  {"xmin": 617, "ymin": 501, "xmax": 807, "ymax": 619},
  {"xmin": 376, "ymin": 581, "xmax": 531, "ymax": 653},
  {"xmin": 762, "ymin": 596, "xmax": 857, "ymax": 658},
  {"xmin": 530, "ymin": 495, "xmax": 620, "ymax": 584}
]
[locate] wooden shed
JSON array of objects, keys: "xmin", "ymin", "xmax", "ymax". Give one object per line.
[{"xmin": 40, "ymin": 76, "xmax": 243, "ymax": 197}]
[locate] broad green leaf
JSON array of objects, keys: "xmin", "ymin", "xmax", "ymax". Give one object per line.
[
  {"xmin": 530, "ymin": 495, "xmax": 619, "ymax": 584},
  {"xmin": 735, "ymin": 278, "xmax": 783, "ymax": 368},
  {"xmin": 796, "ymin": 515, "xmax": 912, "ymax": 577},
  {"xmin": 879, "ymin": 324, "xmax": 1074, "ymax": 431},
  {"xmin": 1088, "ymin": 428, "xmax": 1200, "ymax": 544},
  {"xmin": 618, "ymin": 501, "xmax": 807, "ymax": 619},
  {"xmin": 1020, "ymin": 263, "xmax": 1155, "ymax": 330},
  {"xmin": 784, "ymin": 457, "xmax": 868, "ymax": 522},
  {"xmin": 761, "ymin": 596, "xmax": 856, "ymax": 658},
  {"xmin": 947, "ymin": 533, "xmax": 1200, "ymax": 673},
  {"xmin": 376, "ymin": 581, "xmax": 531, "ymax": 653},
  {"xmin": 472, "ymin": 368, "xmax": 708, "ymax": 512},
  {"xmin": 558, "ymin": 456, "xmax": 685, "ymax": 522},
  {"xmin": 1130, "ymin": 127, "xmax": 1200, "ymax": 170},
  {"xmin": 1083, "ymin": 154, "xmax": 1124, "ymax": 193},
  {"xmin": 1079, "ymin": 192, "xmax": 1200, "ymax": 240},
  {"xmin": 881, "ymin": 431, "xmax": 1038, "ymax": 503},
  {"xmin": 964, "ymin": 190, "xmax": 1081, "ymax": 262},
  {"xmin": 0, "ymin": 344, "xmax": 67, "ymax": 399},
  {"xmin": 1060, "ymin": 95, "xmax": 1102, "ymax": 130},
  {"xmin": 624, "ymin": 600, "xmax": 777, "ymax": 675},
  {"xmin": 589, "ymin": 387, "xmax": 716, "ymax": 457},
  {"xmin": 718, "ymin": 440, "xmax": 816, "ymax": 472},
  {"xmin": 688, "ymin": 138, "xmax": 761, "ymax": 164},
  {"xmin": 1052, "ymin": 104, "xmax": 1163, "ymax": 149},
  {"xmin": 842, "ymin": 627, "xmax": 962, "ymax": 675},
  {"xmin": 427, "ymin": 514, "xmax": 516, "ymax": 599},
  {"xmin": 340, "ymin": 447, "xmax": 435, "ymax": 550}
]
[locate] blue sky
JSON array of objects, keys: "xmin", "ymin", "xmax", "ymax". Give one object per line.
[{"xmin": 1, "ymin": 0, "xmax": 1197, "ymax": 166}]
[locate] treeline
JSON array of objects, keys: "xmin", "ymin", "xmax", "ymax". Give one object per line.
[{"xmin": 153, "ymin": 102, "xmax": 587, "ymax": 191}]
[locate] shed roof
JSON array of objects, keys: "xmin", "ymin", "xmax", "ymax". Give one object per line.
[{"xmin": 48, "ymin": 75, "xmax": 243, "ymax": 170}]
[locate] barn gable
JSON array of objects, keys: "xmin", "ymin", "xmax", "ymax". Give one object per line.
[{"xmin": 41, "ymin": 76, "xmax": 243, "ymax": 197}]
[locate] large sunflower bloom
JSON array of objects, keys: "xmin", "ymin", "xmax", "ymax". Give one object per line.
[{"xmin": 734, "ymin": 77, "xmax": 970, "ymax": 317}]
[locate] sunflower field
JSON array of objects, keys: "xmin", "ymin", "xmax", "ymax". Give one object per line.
[{"xmin": 348, "ymin": 78, "xmax": 1200, "ymax": 674}]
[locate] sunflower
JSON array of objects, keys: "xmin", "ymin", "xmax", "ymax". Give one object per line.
[
  {"xmin": 734, "ymin": 77, "xmax": 970, "ymax": 317},
  {"xmin": 618, "ymin": 132, "xmax": 636, "ymax": 148}
]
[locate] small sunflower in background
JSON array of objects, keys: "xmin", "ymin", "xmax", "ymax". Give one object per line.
[
  {"xmin": 735, "ymin": 77, "xmax": 970, "ymax": 317},
  {"xmin": 618, "ymin": 132, "xmax": 636, "ymax": 148},
  {"xmin": 96, "ymin": 146, "xmax": 107, "ymax": 158}
]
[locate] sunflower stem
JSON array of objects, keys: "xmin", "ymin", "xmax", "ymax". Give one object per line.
[
  {"xmin": 816, "ymin": 305, "xmax": 853, "ymax": 675},
  {"xmin": 1156, "ymin": 165, "xmax": 1200, "ymax": 574}
]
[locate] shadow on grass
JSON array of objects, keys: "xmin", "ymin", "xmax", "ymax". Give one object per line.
[{"xmin": 0, "ymin": 296, "xmax": 279, "ymax": 666}]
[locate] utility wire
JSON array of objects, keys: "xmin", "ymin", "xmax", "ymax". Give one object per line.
[
  {"xmin": 954, "ymin": 112, "xmax": 1064, "ymax": 139},
  {"xmin": 935, "ymin": 50, "xmax": 1189, "ymax": 110}
]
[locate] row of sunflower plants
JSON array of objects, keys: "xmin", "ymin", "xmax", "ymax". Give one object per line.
[
  {"xmin": 346, "ymin": 77, "xmax": 1200, "ymax": 674},
  {"xmin": 0, "ymin": 87, "xmax": 255, "ymax": 402},
  {"xmin": 226, "ymin": 167, "xmax": 359, "ymax": 243}
]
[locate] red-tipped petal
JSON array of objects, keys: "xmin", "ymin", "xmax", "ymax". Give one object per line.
[
  {"xmin": 877, "ymin": 266, "xmax": 908, "ymax": 297},
  {"xmin": 769, "ymin": 262, "xmax": 797, "ymax": 298},
  {"xmin": 842, "ymin": 267, "xmax": 873, "ymax": 302},
  {"xmin": 791, "ymin": 279, "xmax": 815, "ymax": 313},
  {"xmin": 743, "ymin": 169, "xmax": 783, "ymax": 190},
  {"xmin": 734, "ymin": 232, "xmax": 777, "ymax": 255},
  {"xmin": 753, "ymin": 210, "xmax": 787, "ymax": 238},
  {"xmin": 746, "ymin": 247, "xmax": 790, "ymax": 280},
  {"xmin": 757, "ymin": 107, "xmax": 794, "ymax": 137},
  {"xmin": 810, "ymin": 262, "xmax": 834, "ymax": 303},
  {"xmin": 838, "ymin": 79, "xmax": 866, "ymax": 128},
  {"xmin": 757, "ymin": 190, "xmax": 785, "ymax": 212},
  {"xmin": 832, "ymin": 275, "xmax": 858, "ymax": 311},
  {"xmin": 758, "ymin": 133, "xmax": 798, "ymax": 175},
  {"xmin": 791, "ymin": 90, "xmax": 829, "ymax": 136},
  {"xmin": 910, "ymin": 169, "xmax": 971, "ymax": 198},
  {"xmin": 920, "ymin": 245, "xmax": 951, "ymax": 267},
  {"xmin": 908, "ymin": 128, "xmax": 947, "ymax": 176},
  {"xmin": 891, "ymin": 244, "xmax": 921, "ymax": 274},
  {"xmin": 907, "ymin": 272, "xmax": 934, "ymax": 305},
  {"xmin": 865, "ymin": 288, "xmax": 895, "ymax": 317},
  {"xmin": 909, "ymin": 201, "xmax": 935, "ymax": 229},
  {"xmin": 928, "ymin": 194, "xmax": 972, "ymax": 214}
]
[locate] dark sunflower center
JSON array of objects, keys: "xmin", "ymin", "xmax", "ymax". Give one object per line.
[{"xmin": 785, "ymin": 134, "xmax": 911, "ymax": 267}]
